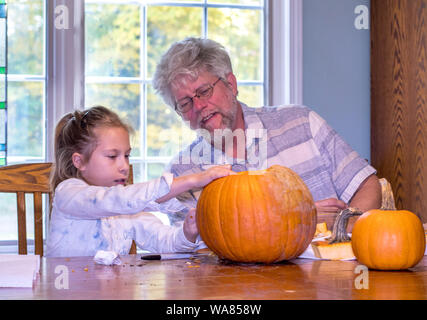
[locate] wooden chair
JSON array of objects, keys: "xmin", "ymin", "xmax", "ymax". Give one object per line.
[
  {"xmin": 0, "ymin": 162, "xmax": 137, "ymax": 256},
  {"xmin": 0, "ymin": 163, "xmax": 52, "ymax": 256},
  {"xmin": 128, "ymin": 164, "xmax": 137, "ymax": 254}
]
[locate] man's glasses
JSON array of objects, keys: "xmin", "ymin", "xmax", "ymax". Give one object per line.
[{"xmin": 175, "ymin": 77, "xmax": 222, "ymax": 114}]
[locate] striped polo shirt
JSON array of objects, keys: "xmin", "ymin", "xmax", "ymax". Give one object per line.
[{"xmin": 165, "ymin": 103, "xmax": 376, "ymax": 216}]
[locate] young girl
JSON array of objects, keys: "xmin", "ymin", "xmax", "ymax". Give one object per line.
[{"xmin": 46, "ymin": 106, "xmax": 234, "ymax": 257}]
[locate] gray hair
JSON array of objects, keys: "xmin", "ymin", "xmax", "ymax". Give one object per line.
[{"xmin": 152, "ymin": 37, "xmax": 233, "ymax": 108}]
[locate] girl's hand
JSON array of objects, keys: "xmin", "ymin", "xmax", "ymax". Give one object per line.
[
  {"xmin": 156, "ymin": 165, "xmax": 235, "ymax": 204},
  {"xmin": 191, "ymin": 164, "xmax": 236, "ymax": 189},
  {"xmin": 183, "ymin": 208, "xmax": 198, "ymax": 243}
]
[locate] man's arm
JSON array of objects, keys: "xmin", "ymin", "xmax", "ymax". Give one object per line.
[
  {"xmin": 344, "ymin": 174, "xmax": 382, "ymax": 231},
  {"xmin": 349, "ymin": 174, "xmax": 382, "ymax": 212},
  {"xmin": 316, "ymin": 174, "xmax": 382, "ymax": 232}
]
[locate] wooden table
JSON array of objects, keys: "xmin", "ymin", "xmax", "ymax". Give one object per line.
[{"xmin": 1, "ymin": 253, "xmax": 427, "ymax": 300}]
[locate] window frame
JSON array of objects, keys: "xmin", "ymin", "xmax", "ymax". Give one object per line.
[
  {"xmin": 7, "ymin": 0, "xmax": 305, "ymax": 164},
  {"xmin": 46, "ymin": 0, "xmax": 85, "ymax": 163},
  {"xmin": 45, "ymin": 0, "xmax": 303, "ymax": 163},
  {"xmin": 0, "ymin": 0, "xmax": 303, "ymax": 251},
  {"xmin": 6, "ymin": 0, "xmax": 47, "ymax": 164},
  {"xmin": 268, "ymin": 0, "xmax": 303, "ymax": 106}
]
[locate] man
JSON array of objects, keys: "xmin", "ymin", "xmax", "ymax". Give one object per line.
[{"xmin": 153, "ymin": 37, "xmax": 381, "ymax": 229}]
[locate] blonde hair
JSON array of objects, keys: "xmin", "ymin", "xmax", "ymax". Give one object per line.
[{"xmin": 50, "ymin": 106, "xmax": 132, "ymax": 191}]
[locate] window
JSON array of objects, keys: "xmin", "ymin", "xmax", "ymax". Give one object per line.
[
  {"xmin": 0, "ymin": 0, "xmax": 45, "ymax": 249},
  {"xmin": 84, "ymin": 0, "xmax": 266, "ymax": 182},
  {"xmin": 7, "ymin": 0, "xmax": 45, "ymax": 164},
  {"xmin": 2, "ymin": 0, "xmax": 302, "ymax": 251}
]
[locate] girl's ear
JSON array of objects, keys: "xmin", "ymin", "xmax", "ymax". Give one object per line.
[{"xmin": 72, "ymin": 152, "xmax": 86, "ymax": 171}]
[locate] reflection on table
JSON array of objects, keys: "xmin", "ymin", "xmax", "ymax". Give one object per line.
[{"xmin": 1, "ymin": 253, "xmax": 426, "ymax": 300}]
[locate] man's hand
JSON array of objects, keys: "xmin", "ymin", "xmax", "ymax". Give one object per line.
[
  {"xmin": 315, "ymin": 198, "xmax": 348, "ymax": 231},
  {"xmin": 315, "ymin": 198, "xmax": 348, "ymax": 214},
  {"xmin": 315, "ymin": 175, "xmax": 382, "ymax": 232}
]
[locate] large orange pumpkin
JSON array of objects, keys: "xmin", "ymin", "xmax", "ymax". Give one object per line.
[
  {"xmin": 196, "ymin": 165, "xmax": 317, "ymax": 263},
  {"xmin": 351, "ymin": 209, "xmax": 426, "ymax": 270}
]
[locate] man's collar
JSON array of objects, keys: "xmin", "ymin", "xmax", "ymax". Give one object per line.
[{"xmin": 240, "ymin": 102, "xmax": 266, "ymax": 131}]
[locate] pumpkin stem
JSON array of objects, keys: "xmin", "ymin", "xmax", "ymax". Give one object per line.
[
  {"xmin": 329, "ymin": 207, "xmax": 363, "ymax": 244},
  {"xmin": 379, "ymin": 178, "xmax": 396, "ymax": 210}
]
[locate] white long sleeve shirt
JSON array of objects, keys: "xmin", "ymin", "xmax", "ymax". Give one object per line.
[{"xmin": 46, "ymin": 173, "xmax": 199, "ymax": 257}]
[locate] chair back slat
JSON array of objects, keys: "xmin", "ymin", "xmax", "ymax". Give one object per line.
[
  {"xmin": 0, "ymin": 163, "xmax": 51, "ymax": 256},
  {"xmin": 34, "ymin": 192, "xmax": 44, "ymax": 256},
  {"xmin": 17, "ymin": 191, "xmax": 27, "ymax": 255},
  {"xmin": 128, "ymin": 164, "xmax": 134, "ymax": 185},
  {"xmin": 127, "ymin": 164, "xmax": 137, "ymax": 254}
]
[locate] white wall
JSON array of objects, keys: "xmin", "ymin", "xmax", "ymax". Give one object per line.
[{"xmin": 303, "ymin": 0, "xmax": 371, "ymax": 160}]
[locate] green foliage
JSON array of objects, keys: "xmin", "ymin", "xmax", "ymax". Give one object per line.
[
  {"xmin": 85, "ymin": 3, "xmax": 264, "ymax": 174},
  {"xmin": 208, "ymin": 7, "xmax": 263, "ymax": 81},
  {"xmin": 8, "ymin": 1, "xmax": 264, "ymax": 171},
  {"xmin": 8, "ymin": 82, "xmax": 43, "ymax": 157},
  {"xmin": 7, "ymin": 0, "xmax": 44, "ymax": 157},
  {"xmin": 146, "ymin": 6, "xmax": 203, "ymax": 78},
  {"xmin": 7, "ymin": 0, "xmax": 43, "ymax": 75},
  {"xmin": 86, "ymin": 4, "xmax": 140, "ymax": 77},
  {"xmin": 2, "ymin": 0, "xmax": 265, "ymax": 241}
]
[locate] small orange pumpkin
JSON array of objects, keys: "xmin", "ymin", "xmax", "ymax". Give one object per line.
[
  {"xmin": 351, "ymin": 209, "xmax": 426, "ymax": 270},
  {"xmin": 196, "ymin": 165, "xmax": 317, "ymax": 263}
]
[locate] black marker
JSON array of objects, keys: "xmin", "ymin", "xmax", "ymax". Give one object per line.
[{"xmin": 141, "ymin": 253, "xmax": 193, "ymax": 260}]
